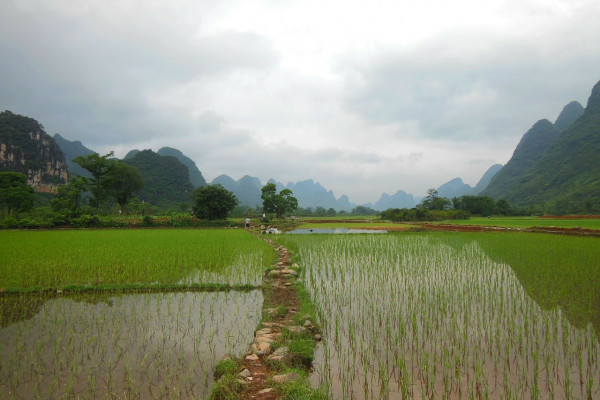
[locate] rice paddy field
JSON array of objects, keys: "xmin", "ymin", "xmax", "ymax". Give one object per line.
[
  {"xmin": 2, "ymin": 227, "xmax": 600, "ymax": 399},
  {"xmin": 435, "ymin": 216, "xmax": 600, "ymax": 230},
  {"xmin": 0, "ymin": 229, "xmax": 275, "ymax": 290},
  {"xmin": 0, "ymin": 229, "xmax": 274, "ymax": 399},
  {"xmin": 274, "ymin": 231, "xmax": 600, "ymax": 400}
]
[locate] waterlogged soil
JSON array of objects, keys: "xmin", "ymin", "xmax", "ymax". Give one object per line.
[{"xmin": 0, "ymin": 291, "xmax": 263, "ymax": 399}]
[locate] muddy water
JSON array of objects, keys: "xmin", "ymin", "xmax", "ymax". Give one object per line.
[{"xmin": 0, "ymin": 290, "xmax": 262, "ymax": 399}]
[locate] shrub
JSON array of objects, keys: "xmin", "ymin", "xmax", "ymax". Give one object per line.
[{"xmin": 70, "ymin": 214, "xmax": 99, "ymax": 228}]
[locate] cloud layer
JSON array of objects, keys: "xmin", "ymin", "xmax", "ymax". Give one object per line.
[{"xmin": 1, "ymin": 0, "xmax": 599, "ymax": 203}]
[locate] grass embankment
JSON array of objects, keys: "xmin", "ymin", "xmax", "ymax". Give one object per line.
[
  {"xmin": 0, "ymin": 229, "xmax": 275, "ymax": 293},
  {"xmin": 433, "ymin": 216, "xmax": 600, "ymax": 230}
]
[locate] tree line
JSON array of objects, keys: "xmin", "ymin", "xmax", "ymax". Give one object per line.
[{"xmin": 380, "ymin": 189, "xmax": 517, "ymax": 222}]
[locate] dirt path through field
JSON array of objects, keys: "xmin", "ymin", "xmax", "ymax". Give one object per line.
[{"xmin": 234, "ymin": 234, "xmax": 313, "ymax": 399}]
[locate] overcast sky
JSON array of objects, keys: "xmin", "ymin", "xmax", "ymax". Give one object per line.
[{"xmin": 1, "ymin": 0, "xmax": 599, "ymax": 204}]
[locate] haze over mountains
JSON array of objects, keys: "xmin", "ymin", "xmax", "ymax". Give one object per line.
[{"xmin": 2, "ymin": 79, "xmax": 599, "ymax": 213}]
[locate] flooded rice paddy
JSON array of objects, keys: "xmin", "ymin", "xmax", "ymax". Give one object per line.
[
  {"xmin": 295, "ymin": 234, "xmax": 600, "ymax": 400},
  {"xmin": 0, "ymin": 290, "xmax": 262, "ymax": 399},
  {"xmin": 288, "ymin": 228, "xmax": 387, "ymax": 234}
]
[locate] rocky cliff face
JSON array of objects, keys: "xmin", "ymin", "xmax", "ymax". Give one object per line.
[{"xmin": 0, "ymin": 111, "xmax": 68, "ymax": 192}]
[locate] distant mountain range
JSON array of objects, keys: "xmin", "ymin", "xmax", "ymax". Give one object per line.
[
  {"xmin": 2, "ymin": 78, "xmax": 598, "ymax": 212},
  {"xmin": 435, "ymin": 164, "xmax": 504, "ymax": 200},
  {"xmin": 210, "ymin": 175, "xmax": 356, "ymax": 211}
]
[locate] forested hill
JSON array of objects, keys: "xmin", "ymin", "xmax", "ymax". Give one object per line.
[
  {"xmin": 157, "ymin": 147, "xmax": 206, "ymax": 187},
  {"xmin": 53, "ymin": 133, "xmax": 95, "ymax": 178},
  {"xmin": 0, "ymin": 110, "xmax": 68, "ymax": 192},
  {"xmin": 554, "ymin": 101, "xmax": 585, "ymax": 131},
  {"xmin": 481, "ymin": 119, "xmax": 562, "ymax": 199},
  {"xmin": 123, "ymin": 149, "xmax": 195, "ymax": 209},
  {"xmin": 502, "ymin": 80, "xmax": 600, "ymax": 211}
]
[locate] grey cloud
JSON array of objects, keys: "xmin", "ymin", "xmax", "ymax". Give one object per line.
[
  {"xmin": 340, "ymin": 28, "xmax": 600, "ymax": 142},
  {"xmin": 0, "ymin": 1, "xmax": 278, "ymax": 146}
]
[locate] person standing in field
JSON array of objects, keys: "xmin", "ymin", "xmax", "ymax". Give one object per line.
[{"xmin": 245, "ymin": 217, "xmax": 251, "ymax": 229}]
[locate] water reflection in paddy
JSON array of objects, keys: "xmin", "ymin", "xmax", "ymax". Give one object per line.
[
  {"xmin": 0, "ymin": 290, "xmax": 262, "ymax": 399},
  {"xmin": 296, "ymin": 234, "xmax": 600, "ymax": 400},
  {"xmin": 287, "ymin": 228, "xmax": 387, "ymax": 234}
]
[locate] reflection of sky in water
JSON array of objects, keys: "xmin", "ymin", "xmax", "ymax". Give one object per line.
[
  {"xmin": 0, "ymin": 290, "xmax": 262, "ymax": 399},
  {"xmin": 302, "ymin": 235, "xmax": 600, "ymax": 400},
  {"xmin": 287, "ymin": 228, "xmax": 387, "ymax": 234}
]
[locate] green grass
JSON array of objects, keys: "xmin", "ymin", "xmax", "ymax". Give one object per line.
[
  {"xmin": 0, "ymin": 229, "xmax": 275, "ymax": 291},
  {"xmin": 433, "ymin": 216, "xmax": 600, "ymax": 229}
]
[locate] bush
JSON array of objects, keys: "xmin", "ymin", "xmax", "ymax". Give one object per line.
[
  {"xmin": 142, "ymin": 215, "xmax": 154, "ymax": 227},
  {"xmin": 381, "ymin": 208, "xmax": 470, "ymax": 222},
  {"xmin": 1, "ymin": 216, "xmax": 19, "ymax": 229},
  {"xmin": 70, "ymin": 214, "xmax": 99, "ymax": 228},
  {"xmin": 16, "ymin": 218, "xmax": 39, "ymax": 229}
]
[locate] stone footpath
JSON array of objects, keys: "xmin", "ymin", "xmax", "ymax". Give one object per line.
[{"xmin": 219, "ymin": 236, "xmax": 320, "ymax": 399}]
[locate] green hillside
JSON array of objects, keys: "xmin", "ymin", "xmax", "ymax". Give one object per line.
[
  {"xmin": 124, "ymin": 150, "xmax": 195, "ymax": 209},
  {"xmin": 157, "ymin": 147, "xmax": 206, "ymax": 187},
  {"xmin": 505, "ymin": 80, "xmax": 600, "ymax": 212},
  {"xmin": 482, "ymin": 119, "xmax": 562, "ymax": 198}
]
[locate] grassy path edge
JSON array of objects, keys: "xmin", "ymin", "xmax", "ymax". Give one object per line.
[{"xmin": 209, "ymin": 233, "xmax": 328, "ymax": 400}]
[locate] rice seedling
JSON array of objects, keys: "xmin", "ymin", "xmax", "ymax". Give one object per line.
[
  {"xmin": 275, "ymin": 232, "xmax": 600, "ymax": 399},
  {"xmin": 0, "ymin": 229, "xmax": 274, "ymax": 290},
  {"xmin": 0, "ymin": 290, "xmax": 263, "ymax": 399}
]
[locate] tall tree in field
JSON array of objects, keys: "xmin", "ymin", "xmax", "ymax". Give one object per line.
[
  {"xmin": 193, "ymin": 184, "xmax": 238, "ymax": 220},
  {"xmin": 0, "ymin": 172, "xmax": 35, "ymax": 216},
  {"xmin": 51, "ymin": 176, "xmax": 90, "ymax": 216},
  {"xmin": 73, "ymin": 151, "xmax": 116, "ymax": 208},
  {"xmin": 261, "ymin": 183, "xmax": 298, "ymax": 219},
  {"xmin": 104, "ymin": 162, "xmax": 144, "ymax": 213}
]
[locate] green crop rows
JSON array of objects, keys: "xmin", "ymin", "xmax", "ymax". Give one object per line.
[{"xmin": 0, "ymin": 229, "xmax": 275, "ymax": 291}]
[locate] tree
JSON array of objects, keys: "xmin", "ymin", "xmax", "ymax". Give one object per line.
[
  {"xmin": 315, "ymin": 206, "xmax": 327, "ymax": 216},
  {"xmin": 73, "ymin": 151, "xmax": 116, "ymax": 208},
  {"xmin": 0, "ymin": 172, "xmax": 35, "ymax": 216},
  {"xmin": 351, "ymin": 205, "xmax": 377, "ymax": 215},
  {"xmin": 261, "ymin": 183, "xmax": 298, "ymax": 219},
  {"xmin": 51, "ymin": 176, "xmax": 90, "ymax": 216},
  {"xmin": 496, "ymin": 199, "xmax": 512, "ymax": 215},
  {"xmin": 421, "ymin": 188, "xmax": 451, "ymax": 210},
  {"xmin": 452, "ymin": 195, "xmax": 497, "ymax": 215},
  {"xmin": 104, "ymin": 162, "xmax": 144, "ymax": 213},
  {"xmin": 193, "ymin": 184, "xmax": 238, "ymax": 220}
]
